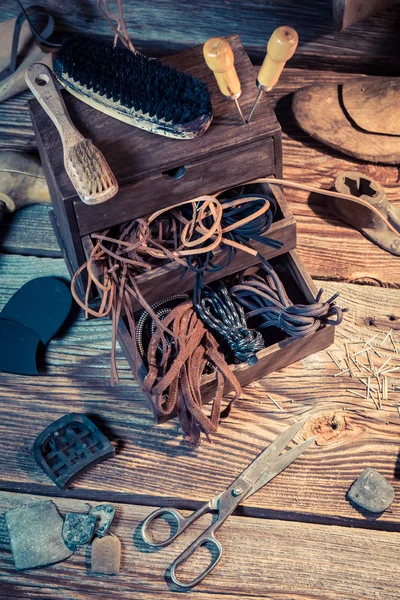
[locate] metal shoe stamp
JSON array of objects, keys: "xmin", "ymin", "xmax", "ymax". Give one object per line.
[
  {"xmin": 89, "ymin": 504, "xmax": 116, "ymax": 538},
  {"xmin": 62, "ymin": 512, "xmax": 97, "ymax": 551}
]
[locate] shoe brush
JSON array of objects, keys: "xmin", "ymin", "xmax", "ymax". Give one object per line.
[
  {"xmin": 52, "ymin": 34, "xmax": 212, "ymax": 140},
  {"xmin": 26, "ymin": 63, "xmax": 118, "ymax": 205}
]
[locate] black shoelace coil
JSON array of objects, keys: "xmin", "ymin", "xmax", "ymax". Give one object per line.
[
  {"xmin": 195, "ymin": 283, "xmax": 265, "ymax": 365},
  {"xmin": 230, "ymin": 263, "xmax": 346, "ymax": 338}
]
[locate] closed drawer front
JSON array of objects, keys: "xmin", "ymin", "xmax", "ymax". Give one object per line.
[{"xmin": 74, "ymin": 139, "xmax": 275, "ymax": 236}]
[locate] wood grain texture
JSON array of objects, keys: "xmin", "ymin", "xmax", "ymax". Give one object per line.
[
  {"xmin": 342, "ymin": 77, "xmax": 400, "ymax": 135},
  {"xmin": 0, "ymin": 205, "xmax": 61, "ymax": 257},
  {"xmin": 82, "ymin": 184, "xmax": 296, "ymax": 314},
  {"xmin": 0, "ymin": 91, "xmax": 36, "ymax": 151},
  {"xmin": 1, "ymin": 491, "xmax": 400, "ymax": 599},
  {"xmin": 30, "ymin": 36, "xmax": 281, "ymax": 236},
  {"xmin": 333, "ymin": 0, "xmax": 400, "ymax": 31},
  {"xmin": 292, "ymin": 81, "xmax": 400, "ymax": 164},
  {"xmin": 130, "ymin": 250, "xmax": 335, "ymax": 418},
  {"xmin": 2, "ymin": 0, "xmax": 400, "ymax": 66},
  {"xmin": 0, "ymin": 254, "xmax": 399, "ymax": 529},
  {"xmin": 269, "ymin": 69, "xmax": 400, "ymax": 286},
  {"xmin": 0, "ymin": 9, "xmax": 399, "ymax": 597},
  {"xmin": 74, "ymin": 139, "xmax": 276, "ymax": 236}
]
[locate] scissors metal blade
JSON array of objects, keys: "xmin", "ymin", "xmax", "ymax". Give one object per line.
[
  {"xmin": 242, "ymin": 435, "xmax": 316, "ymax": 501},
  {"xmin": 236, "ymin": 420, "xmax": 306, "ymax": 489}
]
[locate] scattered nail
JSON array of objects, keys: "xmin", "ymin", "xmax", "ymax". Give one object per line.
[{"xmin": 267, "ymin": 393, "xmax": 284, "ymax": 411}]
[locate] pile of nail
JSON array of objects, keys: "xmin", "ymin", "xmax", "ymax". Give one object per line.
[{"xmin": 328, "ymin": 329, "xmax": 400, "ymax": 409}]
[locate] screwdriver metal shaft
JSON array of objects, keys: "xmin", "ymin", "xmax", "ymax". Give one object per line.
[
  {"xmin": 233, "ymin": 98, "xmax": 246, "ymax": 125},
  {"xmin": 247, "ymin": 88, "xmax": 263, "ymax": 123}
]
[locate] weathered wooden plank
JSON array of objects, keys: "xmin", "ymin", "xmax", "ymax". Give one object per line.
[
  {"xmin": 0, "ymin": 491, "xmax": 399, "ymax": 599},
  {"xmin": 332, "ymin": 0, "xmax": 400, "ymax": 31},
  {"xmin": 0, "ymin": 255, "xmax": 399, "ymax": 529},
  {"xmin": 0, "ymin": 586, "xmax": 263, "ymax": 600},
  {"xmin": 269, "ymin": 68, "xmax": 400, "ymax": 286},
  {"xmin": 30, "ymin": 35, "xmax": 281, "ymax": 242},
  {"xmin": 0, "ymin": 205, "xmax": 61, "ymax": 257},
  {"xmin": 2, "ymin": 0, "xmax": 400, "ymax": 66},
  {"xmin": 0, "ymin": 91, "xmax": 36, "ymax": 151}
]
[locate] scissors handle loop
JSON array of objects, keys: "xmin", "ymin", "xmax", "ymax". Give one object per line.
[
  {"xmin": 141, "ymin": 502, "xmax": 213, "ymax": 548},
  {"xmin": 170, "ymin": 530, "xmax": 223, "ymax": 590}
]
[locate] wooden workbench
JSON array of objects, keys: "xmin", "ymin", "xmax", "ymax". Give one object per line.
[{"xmin": 0, "ymin": 64, "xmax": 399, "ymax": 598}]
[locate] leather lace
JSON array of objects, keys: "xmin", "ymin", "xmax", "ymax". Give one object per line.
[
  {"xmin": 230, "ymin": 264, "xmax": 346, "ymax": 337},
  {"xmin": 70, "ymin": 178, "xmax": 348, "ymax": 441},
  {"xmin": 71, "ymin": 188, "xmax": 278, "ymax": 385},
  {"xmin": 142, "ymin": 300, "xmax": 242, "ymax": 445}
]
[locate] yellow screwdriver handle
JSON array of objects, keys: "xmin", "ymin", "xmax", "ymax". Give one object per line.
[
  {"xmin": 203, "ymin": 37, "xmax": 242, "ymax": 99},
  {"xmin": 257, "ymin": 26, "xmax": 298, "ymax": 91}
]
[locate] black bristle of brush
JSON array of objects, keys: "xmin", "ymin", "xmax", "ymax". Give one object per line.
[{"xmin": 53, "ymin": 34, "xmax": 212, "ymax": 126}]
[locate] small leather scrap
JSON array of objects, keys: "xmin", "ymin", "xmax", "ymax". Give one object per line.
[
  {"xmin": 0, "ymin": 277, "xmax": 72, "ymax": 345},
  {"xmin": 91, "ymin": 534, "xmax": 121, "ymax": 575},
  {"xmin": 5, "ymin": 500, "xmax": 73, "ymax": 570},
  {"xmin": 89, "ymin": 504, "xmax": 116, "ymax": 538},
  {"xmin": 348, "ymin": 467, "xmax": 395, "ymax": 513},
  {"xmin": 62, "ymin": 512, "xmax": 97, "ymax": 551},
  {"xmin": 0, "ymin": 318, "xmax": 41, "ymax": 375}
]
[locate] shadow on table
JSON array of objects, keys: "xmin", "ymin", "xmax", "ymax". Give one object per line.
[
  {"xmin": 395, "ymin": 450, "xmax": 400, "ymax": 480},
  {"xmin": 274, "ymin": 92, "xmax": 371, "ymax": 229}
]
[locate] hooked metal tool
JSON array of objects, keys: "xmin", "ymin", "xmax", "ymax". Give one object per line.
[{"xmin": 140, "ymin": 420, "xmax": 315, "ymax": 589}]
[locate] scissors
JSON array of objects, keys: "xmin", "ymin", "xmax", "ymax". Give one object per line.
[{"xmin": 140, "ymin": 420, "xmax": 315, "ymax": 589}]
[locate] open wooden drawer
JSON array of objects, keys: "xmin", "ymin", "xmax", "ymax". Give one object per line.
[
  {"xmin": 81, "ymin": 182, "xmax": 296, "ymax": 313},
  {"xmin": 117, "ymin": 249, "xmax": 335, "ymax": 423}
]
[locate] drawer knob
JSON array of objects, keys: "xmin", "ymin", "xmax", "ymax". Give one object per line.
[{"xmin": 162, "ymin": 165, "xmax": 186, "ymax": 180}]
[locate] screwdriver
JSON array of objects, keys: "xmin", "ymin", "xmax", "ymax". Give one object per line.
[
  {"xmin": 248, "ymin": 26, "xmax": 298, "ymax": 123},
  {"xmin": 203, "ymin": 37, "xmax": 246, "ymax": 125}
]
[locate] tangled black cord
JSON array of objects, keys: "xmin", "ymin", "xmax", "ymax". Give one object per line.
[
  {"xmin": 230, "ymin": 263, "xmax": 347, "ymax": 338},
  {"xmin": 195, "ymin": 283, "xmax": 265, "ymax": 365},
  {"xmin": 182, "ymin": 190, "xmax": 282, "ymax": 282},
  {"xmin": 220, "ymin": 193, "xmax": 282, "ymax": 251}
]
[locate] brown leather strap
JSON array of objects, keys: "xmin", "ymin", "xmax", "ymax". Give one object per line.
[
  {"xmin": 142, "ymin": 300, "xmax": 242, "ymax": 445},
  {"xmin": 253, "ymin": 177, "xmax": 400, "ymax": 239}
]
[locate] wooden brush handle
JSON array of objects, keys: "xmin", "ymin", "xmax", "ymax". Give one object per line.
[{"xmin": 25, "ymin": 63, "xmax": 84, "ymax": 146}]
